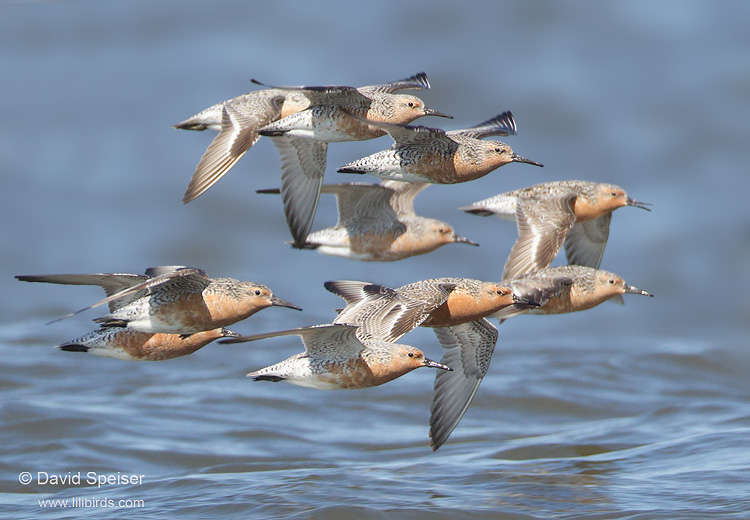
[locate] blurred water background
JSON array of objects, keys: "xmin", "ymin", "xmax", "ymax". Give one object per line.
[{"xmin": 1, "ymin": 1, "xmax": 749, "ymax": 518}]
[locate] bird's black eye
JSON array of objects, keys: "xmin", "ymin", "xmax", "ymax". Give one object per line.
[
  {"xmin": 407, "ymin": 102, "xmax": 415, "ymax": 107},
  {"xmin": 408, "ymin": 352, "xmax": 414, "ymax": 357},
  {"xmin": 255, "ymin": 290, "xmax": 261, "ymax": 295},
  {"xmin": 611, "ymin": 191, "xmax": 618, "ymax": 197},
  {"xmin": 496, "ymin": 289, "xmax": 505, "ymax": 295},
  {"xmin": 608, "ymin": 279, "xmax": 615, "ymax": 285}
]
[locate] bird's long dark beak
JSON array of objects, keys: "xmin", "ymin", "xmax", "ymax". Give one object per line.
[
  {"xmin": 624, "ymin": 285, "xmax": 653, "ymax": 297},
  {"xmin": 271, "ymin": 296, "xmax": 303, "ymax": 310},
  {"xmin": 423, "ymin": 358, "xmax": 452, "ymax": 371},
  {"xmin": 627, "ymin": 197, "xmax": 652, "ymax": 211},
  {"xmin": 424, "ymin": 108, "xmax": 453, "ymax": 119},
  {"xmin": 454, "ymin": 235, "xmax": 479, "ymax": 246},
  {"xmin": 511, "ymin": 154, "xmax": 544, "ymax": 167},
  {"xmin": 513, "ymin": 294, "xmax": 542, "ymax": 307}
]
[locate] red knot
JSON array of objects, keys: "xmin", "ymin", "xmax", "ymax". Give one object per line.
[
  {"xmin": 56, "ymin": 327, "xmax": 238, "ymax": 361},
  {"xmin": 325, "ymin": 278, "xmax": 538, "ymax": 450},
  {"xmin": 337, "ymin": 111, "xmax": 542, "ymax": 184},
  {"xmin": 252, "ymin": 72, "xmax": 452, "ymax": 247},
  {"xmin": 493, "ymin": 264, "xmax": 654, "ymax": 321},
  {"xmin": 16, "ymin": 266, "xmax": 301, "ymax": 335},
  {"xmin": 220, "ymin": 323, "xmax": 451, "ymax": 390},
  {"xmin": 258, "ymin": 180, "xmax": 477, "ymax": 261},
  {"xmin": 459, "ymin": 180, "xmax": 651, "ymax": 280}
]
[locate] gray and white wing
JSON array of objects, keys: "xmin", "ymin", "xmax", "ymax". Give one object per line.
[
  {"xmin": 357, "ymin": 72, "xmax": 431, "ymax": 94},
  {"xmin": 376, "ymin": 281, "xmax": 456, "ymax": 342},
  {"xmin": 15, "ymin": 272, "xmax": 150, "ymax": 312},
  {"xmin": 296, "ymin": 324, "xmax": 365, "ymax": 358},
  {"xmin": 321, "ymin": 183, "xmax": 403, "ymax": 234},
  {"xmin": 380, "ymin": 180, "xmax": 429, "ymax": 217},
  {"xmin": 221, "ymin": 323, "xmax": 364, "ymax": 358},
  {"xmin": 332, "ymin": 285, "xmax": 405, "ymax": 339},
  {"xmin": 46, "ymin": 267, "xmax": 208, "ymax": 323},
  {"xmin": 271, "ymin": 136, "xmax": 328, "ymax": 247},
  {"xmin": 564, "ymin": 213, "xmax": 612, "ymax": 269},
  {"xmin": 324, "ymin": 280, "xmax": 376, "ymax": 308},
  {"xmin": 251, "ymin": 81, "xmax": 370, "ymax": 106},
  {"xmin": 330, "ymin": 281, "xmax": 454, "ymax": 343},
  {"xmin": 430, "ymin": 318, "xmax": 499, "ymax": 450},
  {"xmin": 502, "ymin": 194, "xmax": 577, "ymax": 280},
  {"xmin": 448, "ymin": 111, "xmax": 517, "ymax": 139},
  {"xmin": 182, "ymin": 96, "xmax": 283, "ymax": 203}
]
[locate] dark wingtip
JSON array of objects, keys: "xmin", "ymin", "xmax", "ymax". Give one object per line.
[
  {"xmin": 487, "ymin": 111, "xmax": 517, "ymax": 136},
  {"xmin": 173, "ymin": 122, "xmax": 207, "ymax": 131},
  {"xmin": 458, "ymin": 206, "xmax": 494, "ymax": 217},
  {"xmin": 95, "ymin": 318, "xmax": 128, "ymax": 328},
  {"xmin": 256, "ymin": 188, "xmax": 281, "ymax": 195},
  {"xmin": 251, "ymin": 374, "xmax": 284, "ymax": 382},
  {"xmin": 258, "ymin": 128, "xmax": 287, "ymax": 137},
  {"xmin": 337, "ymin": 167, "xmax": 365, "ymax": 175},
  {"xmin": 291, "ymin": 242, "xmax": 317, "ymax": 250},
  {"xmin": 57, "ymin": 344, "xmax": 89, "ymax": 353},
  {"xmin": 498, "ymin": 111, "xmax": 517, "ymax": 135},
  {"xmin": 414, "ymin": 72, "xmax": 430, "ymax": 89},
  {"xmin": 428, "ymin": 431, "xmax": 446, "ymax": 452}
]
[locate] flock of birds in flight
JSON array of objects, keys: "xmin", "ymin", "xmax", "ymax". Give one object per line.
[{"xmin": 17, "ymin": 72, "xmax": 653, "ymax": 450}]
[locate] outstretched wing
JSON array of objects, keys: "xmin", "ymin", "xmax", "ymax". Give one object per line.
[
  {"xmin": 321, "ymin": 183, "xmax": 404, "ymax": 235},
  {"xmin": 182, "ymin": 94, "xmax": 285, "ymax": 203},
  {"xmin": 15, "ymin": 272, "xmax": 150, "ymax": 312},
  {"xmin": 45, "ymin": 267, "xmax": 208, "ymax": 324},
  {"xmin": 250, "ymin": 80, "xmax": 371, "ymax": 107},
  {"xmin": 502, "ymin": 194, "xmax": 577, "ymax": 280},
  {"xmin": 564, "ymin": 214, "xmax": 612, "ymax": 269},
  {"xmin": 357, "ymin": 72, "xmax": 431, "ymax": 95},
  {"xmin": 448, "ymin": 111, "xmax": 517, "ymax": 139},
  {"xmin": 430, "ymin": 318, "xmax": 499, "ymax": 450},
  {"xmin": 271, "ymin": 136, "xmax": 328, "ymax": 247},
  {"xmin": 380, "ymin": 180, "xmax": 429, "ymax": 217}
]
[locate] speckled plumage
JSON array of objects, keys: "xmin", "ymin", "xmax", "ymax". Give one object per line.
[
  {"xmin": 459, "ymin": 180, "xmax": 651, "ymax": 279},
  {"xmin": 16, "ymin": 266, "xmax": 301, "ymax": 335},
  {"xmin": 325, "ymin": 277, "xmax": 535, "ymax": 449},
  {"xmin": 221, "ymin": 323, "xmax": 451, "ymax": 390},
  {"xmin": 175, "ymin": 89, "xmax": 310, "ymax": 204},
  {"xmin": 252, "ymin": 72, "xmax": 451, "ymax": 248},
  {"xmin": 265, "ymin": 180, "xmax": 477, "ymax": 261},
  {"xmin": 56, "ymin": 327, "xmax": 237, "ymax": 361},
  {"xmin": 337, "ymin": 111, "xmax": 543, "ymax": 184},
  {"xmin": 492, "ymin": 265, "xmax": 653, "ymax": 321}
]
